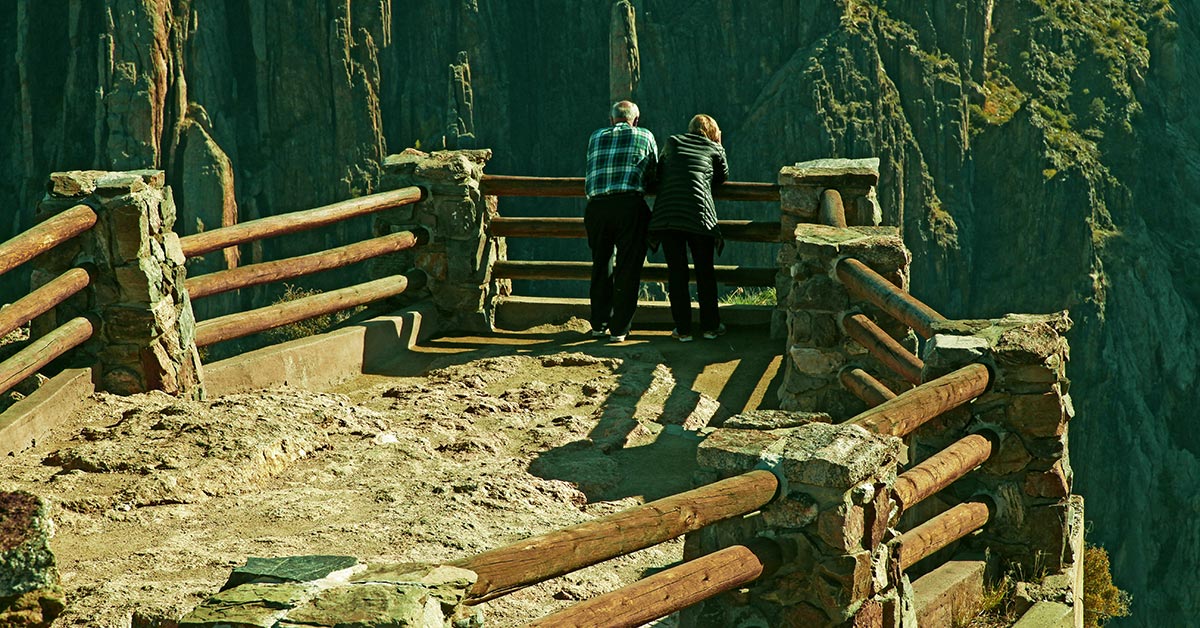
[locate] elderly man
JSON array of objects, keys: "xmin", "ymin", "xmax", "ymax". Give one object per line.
[{"xmin": 584, "ymin": 100, "xmax": 658, "ymax": 343}]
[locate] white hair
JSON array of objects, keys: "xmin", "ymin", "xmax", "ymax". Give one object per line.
[{"xmin": 611, "ymin": 101, "xmax": 639, "ymax": 122}]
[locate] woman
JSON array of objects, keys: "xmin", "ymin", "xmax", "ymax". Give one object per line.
[{"xmin": 648, "ymin": 114, "xmax": 729, "ymax": 342}]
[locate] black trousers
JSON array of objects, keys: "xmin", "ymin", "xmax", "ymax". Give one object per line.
[
  {"xmin": 657, "ymin": 229, "xmax": 719, "ymax": 335},
  {"xmin": 584, "ymin": 193, "xmax": 650, "ymax": 335}
]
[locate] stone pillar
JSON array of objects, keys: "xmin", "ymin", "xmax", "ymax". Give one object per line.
[
  {"xmin": 775, "ymin": 158, "xmax": 883, "ymax": 339},
  {"xmin": 33, "ymin": 170, "xmax": 204, "ymax": 397},
  {"xmin": 921, "ymin": 313, "xmax": 1079, "ymax": 578},
  {"xmin": 684, "ymin": 418, "xmax": 907, "ymax": 626},
  {"xmin": 376, "ymin": 149, "xmax": 505, "ymax": 332},
  {"xmin": 779, "ymin": 224, "xmax": 913, "ymax": 418}
]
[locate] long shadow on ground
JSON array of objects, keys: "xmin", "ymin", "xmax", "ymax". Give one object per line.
[{"xmin": 367, "ymin": 324, "xmax": 783, "ymax": 504}]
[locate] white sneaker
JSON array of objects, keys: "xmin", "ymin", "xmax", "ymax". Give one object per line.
[
  {"xmin": 591, "ymin": 328, "xmax": 608, "ymax": 337},
  {"xmin": 671, "ymin": 330, "xmax": 694, "ymax": 343},
  {"xmin": 609, "ymin": 334, "xmax": 627, "ymax": 343},
  {"xmin": 702, "ymin": 324, "xmax": 727, "ymax": 340}
]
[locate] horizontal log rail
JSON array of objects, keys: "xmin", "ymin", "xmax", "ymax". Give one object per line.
[
  {"xmin": 454, "ymin": 469, "xmax": 779, "ymax": 603},
  {"xmin": 523, "ymin": 538, "xmax": 783, "ymax": 628},
  {"xmin": 839, "ymin": 367, "xmax": 897, "ymax": 408},
  {"xmin": 479, "ymin": 175, "xmax": 780, "ymax": 202},
  {"xmin": 0, "ymin": 205, "xmax": 97, "ymax": 277},
  {"xmin": 0, "ymin": 268, "xmax": 90, "ymax": 339},
  {"xmin": 491, "ymin": 261, "xmax": 777, "ymax": 287},
  {"xmin": 489, "ymin": 217, "xmax": 783, "ymax": 243},
  {"xmin": 178, "ymin": 186, "xmax": 424, "ymax": 258},
  {"xmin": 895, "ymin": 501, "xmax": 990, "ymax": 571},
  {"xmin": 835, "ymin": 258, "xmax": 945, "ymax": 339},
  {"xmin": 842, "ymin": 313, "xmax": 924, "ymax": 385},
  {"xmin": 819, "ymin": 189, "xmax": 847, "ymax": 227},
  {"xmin": 0, "ymin": 316, "xmax": 93, "ymax": 398},
  {"xmin": 848, "ymin": 363, "xmax": 991, "ymax": 437},
  {"xmin": 893, "ymin": 434, "xmax": 994, "ymax": 513},
  {"xmin": 193, "ymin": 269, "xmax": 427, "ymax": 347},
  {"xmin": 186, "ymin": 228, "xmax": 430, "ymax": 300}
]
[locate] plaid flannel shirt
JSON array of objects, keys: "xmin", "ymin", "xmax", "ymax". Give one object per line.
[{"xmin": 585, "ymin": 122, "xmax": 658, "ymax": 198}]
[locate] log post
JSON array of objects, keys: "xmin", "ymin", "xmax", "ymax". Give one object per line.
[
  {"xmin": 839, "ymin": 367, "xmax": 896, "ymax": 408},
  {"xmin": 194, "ymin": 270, "xmax": 427, "ymax": 348},
  {"xmin": 894, "ymin": 501, "xmax": 990, "ymax": 571},
  {"xmin": 842, "ymin": 312, "xmax": 925, "ymax": 385},
  {"xmin": 526, "ymin": 539, "xmax": 782, "ymax": 628},
  {"xmin": 185, "ymin": 228, "xmax": 429, "ymax": 300},
  {"xmin": 455, "ymin": 469, "xmax": 778, "ymax": 603},
  {"xmin": 848, "ymin": 363, "xmax": 991, "ymax": 437},
  {"xmin": 835, "ymin": 257, "xmax": 945, "ymax": 339},
  {"xmin": 893, "ymin": 434, "xmax": 994, "ymax": 513},
  {"xmin": 778, "ymin": 220, "xmax": 915, "ymax": 419},
  {"xmin": 0, "ymin": 268, "xmax": 90, "ymax": 340},
  {"xmin": 32, "ymin": 171, "xmax": 203, "ymax": 397},
  {"xmin": 819, "ymin": 189, "xmax": 848, "ymax": 227}
]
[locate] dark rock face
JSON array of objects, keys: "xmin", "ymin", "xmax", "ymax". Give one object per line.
[{"xmin": 0, "ymin": 0, "xmax": 1194, "ymax": 623}]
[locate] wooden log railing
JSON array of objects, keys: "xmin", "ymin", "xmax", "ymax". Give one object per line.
[
  {"xmin": 839, "ymin": 367, "xmax": 896, "ymax": 408},
  {"xmin": 524, "ymin": 538, "xmax": 783, "ymax": 628},
  {"xmin": 848, "ymin": 363, "xmax": 990, "ymax": 437},
  {"xmin": 0, "ymin": 316, "xmax": 93, "ymax": 398},
  {"xmin": 491, "ymin": 261, "xmax": 777, "ymax": 287},
  {"xmin": 178, "ymin": 186, "xmax": 424, "ymax": 258},
  {"xmin": 0, "ymin": 268, "xmax": 90, "ymax": 339},
  {"xmin": 835, "ymin": 257, "xmax": 946, "ymax": 339},
  {"xmin": 453, "ymin": 469, "xmax": 779, "ymax": 603},
  {"xmin": 841, "ymin": 312, "xmax": 924, "ymax": 385},
  {"xmin": 892, "ymin": 433, "xmax": 994, "ymax": 513},
  {"xmin": 895, "ymin": 501, "xmax": 991, "ymax": 571},
  {"xmin": 193, "ymin": 269, "xmax": 427, "ymax": 347},
  {"xmin": 819, "ymin": 189, "xmax": 848, "ymax": 227},
  {"xmin": 0, "ymin": 205, "xmax": 97, "ymax": 276},
  {"xmin": 186, "ymin": 228, "xmax": 430, "ymax": 300},
  {"xmin": 489, "ymin": 217, "xmax": 782, "ymax": 243},
  {"xmin": 479, "ymin": 175, "xmax": 780, "ymax": 202}
]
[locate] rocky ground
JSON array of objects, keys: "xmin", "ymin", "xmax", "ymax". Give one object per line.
[{"xmin": 0, "ymin": 320, "xmax": 781, "ymax": 627}]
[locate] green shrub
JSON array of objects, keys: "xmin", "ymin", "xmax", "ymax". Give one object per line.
[
  {"xmin": 719, "ymin": 287, "xmax": 777, "ymax": 306},
  {"xmin": 1084, "ymin": 545, "xmax": 1131, "ymax": 627},
  {"xmin": 264, "ymin": 284, "xmax": 363, "ymax": 343}
]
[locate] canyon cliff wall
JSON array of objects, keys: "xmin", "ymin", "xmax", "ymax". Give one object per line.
[{"xmin": 1, "ymin": 0, "xmax": 1194, "ymax": 623}]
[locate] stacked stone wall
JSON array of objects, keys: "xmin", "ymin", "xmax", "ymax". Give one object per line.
[
  {"xmin": 778, "ymin": 224, "xmax": 914, "ymax": 419},
  {"xmin": 376, "ymin": 149, "xmax": 505, "ymax": 331},
  {"xmin": 32, "ymin": 170, "xmax": 203, "ymax": 397}
]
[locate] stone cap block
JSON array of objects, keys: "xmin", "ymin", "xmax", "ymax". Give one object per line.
[
  {"xmin": 723, "ymin": 409, "xmax": 832, "ymax": 430},
  {"xmin": 383, "ymin": 148, "xmax": 493, "ymax": 182},
  {"xmin": 922, "ymin": 334, "xmax": 991, "ymax": 382},
  {"xmin": 47, "ymin": 170, "xmax": 164, "ymax": 198},
  {"xmin": 699, "ymin": 423, "xmax": 901, "ymax": 490},
  {"xmin": 779, "ymin": 158, "xmax": 880, "ymax": 188},
  {"xmin": 792, "ymin": 224, "xmax": 906, "ymax": 270},
  {"xmin": 928, "ymin": 313, "xmax": 1071, "ymax": 391}
]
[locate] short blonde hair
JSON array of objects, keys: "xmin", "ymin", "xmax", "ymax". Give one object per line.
[{"xmin": 688, "ymin": 114, "xmax": 720, "ymax": 142}]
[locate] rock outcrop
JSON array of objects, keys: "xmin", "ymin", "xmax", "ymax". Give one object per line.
[{"xmin": 0, "ymin": 1, "xmax": 1194, "ymax": 623}]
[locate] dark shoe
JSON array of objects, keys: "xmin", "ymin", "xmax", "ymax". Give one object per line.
[{"xmin": 702, "ymin": 323, "xmax": 727, "ymax": 340}]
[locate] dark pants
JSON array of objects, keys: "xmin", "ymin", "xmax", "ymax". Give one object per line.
[
  {"xmin": 584, "ymin": 193, "xmax": 650, "ymax": 335},
  {"xmin": 657, "ymin": 229, "xmax": 719, "ymax": 335}
]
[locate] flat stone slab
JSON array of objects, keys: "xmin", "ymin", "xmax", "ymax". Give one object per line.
[
  {"xmin": 1011, "ymin": 600, "xmax": 1075, "ymax": 627},
  {"xmin": 779, "ymin": 158, "xmax": 881, "ymax": 187},
  {"xmin": 913, "ymin": 560, "xmax": 986, "ymax": 627}
]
